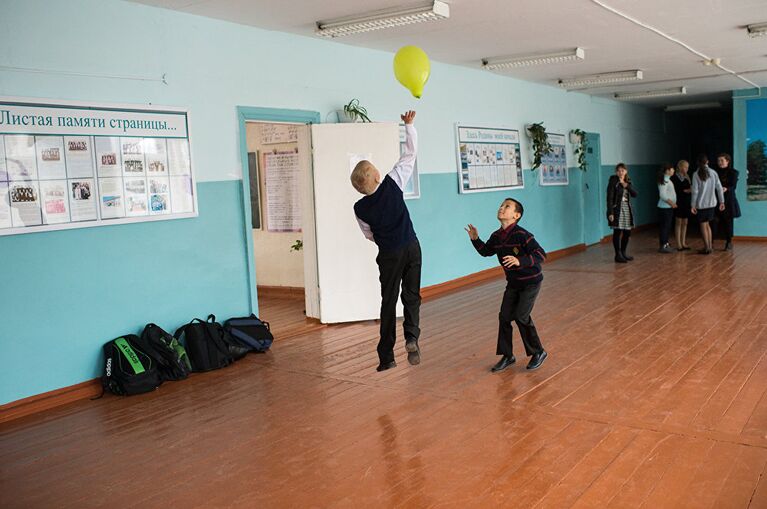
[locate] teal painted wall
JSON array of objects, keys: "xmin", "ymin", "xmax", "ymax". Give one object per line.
[
  {"xmin": 0, "ymin": 181, "xmax": 251, "ymax": 403},
  {"xmin": 0, "ymin": 0, "xmax": 675, "ymax": 404},
  {"xmin": 733, "ymin": 88, "xmax": 767, "ymax": 237}
]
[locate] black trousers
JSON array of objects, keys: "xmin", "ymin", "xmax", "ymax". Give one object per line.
[
  {"xmin": 497, "ymin": 282, "xmax": 544, "ymax": 358},
  {"xmin": 658, "ymin": 208, "xmax": 674, "ymax": 247},
  {"xmin": 376, "ymin": 240, "xmax": 422, "ymax": 364},
  {"xmin": 715, "ymin": 212, "xmax": 734, "ymax": 242}
]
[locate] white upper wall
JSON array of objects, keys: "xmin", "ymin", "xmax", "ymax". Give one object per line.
[{"xmin": 1, "ymin": 0, "xmax": 677, "ymax": 182}]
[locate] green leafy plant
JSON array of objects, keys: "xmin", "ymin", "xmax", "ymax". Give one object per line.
[
  {"xmin": 527, "ymin": 122, "xmax": 552, "ymax": 170},
  {"xmin": 570, "ymin": 129, "xmax": 588, "ymax": 172},
  {"xmin": 290, "ymin": 239, "xmax": 303, "ymax": 252},
  {"xmin": 342, "ymin": 98, "xmax": 371, "ymax": 123}
]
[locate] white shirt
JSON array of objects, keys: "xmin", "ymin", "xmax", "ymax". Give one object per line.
[{"xmin": 355, "ymin": 124, "xmax": 418, "ymax": 242}]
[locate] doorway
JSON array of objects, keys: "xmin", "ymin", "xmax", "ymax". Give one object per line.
[{"xmin": 582, "ymin": 132, "xmax": 603, "ymax": 245}]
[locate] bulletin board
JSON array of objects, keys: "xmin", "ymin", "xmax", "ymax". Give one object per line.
[
  {"xmin": 539, "ymin": 133, "xmax": 569, "ymax": 186},
  {"xmin": 0, "ymin": 97, "xmax": 197, "ymax": 236},
  {"xmin": 456, "ymin": 124, "xmax": 523, "ymax": 194}
]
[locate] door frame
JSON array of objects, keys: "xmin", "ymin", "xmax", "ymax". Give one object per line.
[
  {"xmin": 582, "ymin": 132, "xmax": 603, "ymax": 246},
  {"xmin": 236, "ymin": 106, "xmax": 321, "ymax": 314}
]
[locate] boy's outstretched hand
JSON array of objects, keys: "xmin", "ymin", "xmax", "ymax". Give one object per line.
[
  {"xmin": 465, "ymin": 224, "xmax": 479, "ymax": 240},
  {"xmin": 401, "ymin": 110, "xmax": 416, "ymax": 125}
]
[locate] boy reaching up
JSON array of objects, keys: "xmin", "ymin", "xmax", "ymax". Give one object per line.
[
  {"xmin": 351, "ymin": 110, "xmax": 422, "ymax": 372},
  {"xmin": 466, "ymin": 198, "xmax": 548, "ymax": 373}
]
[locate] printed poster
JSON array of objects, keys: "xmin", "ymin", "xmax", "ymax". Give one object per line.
[
  {"xmin": 35, "ymin": 136, "xmax": 66, "ymax": 180},
  {"xmin": 124, "ymin": 177, "xmax": 149, "ymax": 217},
  {"xmin": 149, "ymin": 177, "xmax": 170, "ymax": 215},
  {"xmin": 0, "ymin": 136, "xmax": 8, "ymax": 182},
  {"xmin": 170, "ymin": 176, "xmax": 194, "ymax": 213},
  {"xmin": 0, "ymin": 182, "xmax": 11, "ymax": 228},
  {"xmin": 747, "ymin": 98, "xmax": 767, "ymax": 201},
  {"xmin": 95, "ymin": 137, "xmax": 122, "ymax": 177},
  {"xmin": 457, "ymin": 125, "xmax": 523, "ymax": 194},
  {"xmin": 5, "ymin": 134, "xmax": 38, "ymax": 181},
  {"xmin": 9, "ymin": 181, "xmax": 42, "ymax": 226},
  {"xmin": 69, "ymin": 179, "xmax": 97, "ymax": 222},
  {"xmin": 64, "ymin": 136, "xmax": 95, "ymax": 178},
  {"xmin": 167, "ymin": 139, "xmax": 191, "ymax": 176},
  {"xmin": 40, "ymin": 180, "xmax": 71, "ymax": 224},
  {"xmin": 539, "ymin": 133, "xmax": 569, "ymax": 186},
  {"xmin": 121, "ymin": 138, "xmax": 145, "ymax": 176},
  {"xmin": 265, "ymin": 150, "xmax": 301, "ymax": 232},
  {"xmin": 99, "ymin": 177, "xmax": 125, "ymax": 219},
  {"xmin": 145, "ymin": 138, "xmax": 168, "ymax": 175}
]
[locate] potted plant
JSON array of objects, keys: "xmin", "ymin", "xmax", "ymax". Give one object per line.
[
  {"xmin": 526, "ymin": 122, "xmax": 552, "ymax": 170},
  {"xmin": 570, "ymin": 129, "xmax": 588, "ymax": 171},
  {"xmin": 337, "ymin": 99, "xmax": 372, "ymax": 123}
]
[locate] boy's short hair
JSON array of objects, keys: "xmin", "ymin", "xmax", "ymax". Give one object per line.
[
  {"xmin": 505, "ymin": 197, "xmax": 524, "ymax": 219},
  {"xmin": 351, "ymin": 160, "xmax": 373, "ymax": 194}
]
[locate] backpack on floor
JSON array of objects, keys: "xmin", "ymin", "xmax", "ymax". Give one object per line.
[
  {"xmin": 101, "ymin": 335, "xmax": 162, "ymax": 396},
  {"xmin": 135, "ymin": 323, "xmax": 192, "ymax": 382},
  {"xmin": 224, "ymin": 314, "xmax": 274, "ymax": 353},
  {"xmin": 174, "ymin": 315, "xmax": 240, "ymax": 372}
]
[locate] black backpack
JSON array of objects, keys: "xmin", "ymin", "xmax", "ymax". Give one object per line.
[
  {"xmin": 224, "ymin": 314, "xmax": 274, "ymax": 352},
  {"xmin": 174, "ymin": 315, "xmax": 243, "ymax": 372},
  {"xmin": 135, "ymin": 323, "xmax": 192, "ymax": 381},
  {"xmin": 101, "ymin": 335, "xmax": 162, "ymax": 396}
]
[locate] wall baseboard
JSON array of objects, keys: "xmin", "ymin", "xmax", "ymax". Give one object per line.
[
  {"xmin": 733, "ymin": 236, "xmax": 767, "ymax": 242},
  {"xmin": 257, "ymin": 285, "xmax": 305, "ymax": 298},
  {"xmin": 0, "ymin": 378, "xmax": 102, "ymax": 425},
  {"xmin": 0, "ymin": 240, "xmax": 592, "ymax": 424}
]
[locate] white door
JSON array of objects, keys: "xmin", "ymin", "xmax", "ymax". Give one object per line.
[{"xmin": 310, "ymin": 122, "xmax": 401, "ymax": 324}]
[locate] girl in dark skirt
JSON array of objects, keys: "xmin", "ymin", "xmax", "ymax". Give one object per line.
[
  {"xmin": 691, "ymin": 155, "xmax": 725, "ymax": 255},
  {"xmin": 671, "ymin": 160, "xmax": 692, "ymax": 251},
  {"xmin": 714, "ymin": 153, "xmax": 742, "ymax": 250},
  {"xmin": 606, "ymin": 163, "xmax": 638, "ymax": 263}
]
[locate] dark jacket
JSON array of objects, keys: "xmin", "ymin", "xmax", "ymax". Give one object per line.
[
  {"xmin": 715, "ymin": 167, "xmax": 742, "ymax": 219},
  {"xmin": 606, "ymin": 175, "xmax": 638, "ymax": 228},
  {"xmin": 471, "ymin": 223, "xmax": 546, "ymax": 288},
  {"xmin": 671, "ymin": 173, "xmax": 692, "ymax": 211}
]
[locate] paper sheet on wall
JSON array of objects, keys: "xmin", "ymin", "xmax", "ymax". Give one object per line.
[
  {"xmin": 40, "ymin": 179, "xmax": 71, "ymax": 224},
  {"xmin": 264, "ymin": 150, "xmax": 301, "ymax": 232},
  {"xmin": 260, "ymin": 124, "xmax": 299, "ymax": 145},
  {"xmin": 0, "ymin": 137, "xmax": 7, "ymax": 182},
  {"xmin": 148, "ymin": 177, "xmax": 170, "ymax": 215},
  {"xmin": 64, "ymin": 136, "xmax": 95, "ymax": 179},
  {"xmin": 68, "ymin": 178, "xmax": 97, "ymax": 222},
  {"xmin": 95, "ymin": 137, "xmax": 122, "ymax": 177},
  {"xmin": 124, "ymin": 177, "xmax": 149, "ymax": 217},
  {"xmin": 9, "ymin": 181, "xmax": 42, "ymax": 226},
  {"xmin": 0, "ymin": 182, "xmax": 11, "ymax": 228},
  {"xmin": 6, "ymin": 135, "xmax": 38, "ymax": 181},
  {"xmin": 170, "ymin": 176, "xmax": 194, "ymax": 213},
  {"xmin": 99, "ymin": 177, "xmax": 125, "ymax": 219},
  {"xmin": 35, "ymin": 136, "xmax": 66, "ymax": 180}
]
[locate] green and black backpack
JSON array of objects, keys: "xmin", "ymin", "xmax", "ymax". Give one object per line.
[{"xmin": 101, "ymin": 335, "xmax": 162, "ymax": 396}]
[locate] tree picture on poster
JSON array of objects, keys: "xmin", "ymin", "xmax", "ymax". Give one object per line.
[{"xmin": 747, "ymin": 98, "xmax": 767, "ymax": 201}]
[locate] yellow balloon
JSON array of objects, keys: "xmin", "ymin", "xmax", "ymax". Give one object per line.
[{"xmin": 393, "ymin": 46, "xmax": 430, "ymax": 99}]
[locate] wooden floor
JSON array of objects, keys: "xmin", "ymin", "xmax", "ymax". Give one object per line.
[{"xmin": 2, "ymin": 233, "xmax": 767, "ymax": 508}]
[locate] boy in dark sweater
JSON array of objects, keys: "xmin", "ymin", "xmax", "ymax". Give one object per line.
[
  {"xmin": 351, "ymin": 110, "xmax": 421, "ymax": 372},
  {"xmin": 466, "ymin": 198, "xmax": 548, "ymax": 372}
]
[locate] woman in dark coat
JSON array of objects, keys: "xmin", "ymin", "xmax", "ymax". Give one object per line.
[
  {"xmin": 715, "ymin": 153, "xmax": 742, "ymax": 250},
  {"xmin": 607, "ymin": 162, "xmax": 638, "ymax": 263}
]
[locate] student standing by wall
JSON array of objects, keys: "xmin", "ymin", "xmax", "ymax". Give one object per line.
[
  {"xmin": 714, "ymin": 153, "xmax": 742, "ymax": 250},
  {"xmin": 606, "ymin": 163, "xmax": 638, "ymax": 263},
  {"xmin": 657, "ymin": 163, "xmax": 677, "ymax": 253},
  {"xmin": 691, "ymin": 155, "xmax": 725, "ymax": 255},
  {"xmin": 671, "ymin": 160, "xmax": 692, "ymax": 251}
]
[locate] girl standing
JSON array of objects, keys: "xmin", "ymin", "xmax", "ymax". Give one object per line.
[
  {"xmin": 607, "ymin": 163, "xmax": 638, "ymax": 263},
  {"xmin": 691, "ymin": 155, "xmax": 725, "ymax": 255},
  {"xmin": 714, "ymin": 153, "xmax": 742, "ymax": 250},
  {"xmin": 671, "ymin": 160, "xmax": 692, "ymax": 251},
  {"xmin": 657, "ymin": 163, "xmax": 677, "ymax": 253}
]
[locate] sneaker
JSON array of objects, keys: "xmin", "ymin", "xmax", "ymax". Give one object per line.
[
  {"xmin": 658, "ymin": 245, "xmax": 673, "ymax": 253},
  {"xmin": 405, "ymin": 339, "xmax": 421, "ymax": 366}
]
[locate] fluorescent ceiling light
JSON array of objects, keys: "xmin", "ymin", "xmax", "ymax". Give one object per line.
[
  {"xmin": 746, "ymin": 22, "xmax": 767, "ymax": 38},
  {"xmin": 664, "ymin": 102, "xmax": 722, "ymax": 112},
  {"xmin": 558, "ymin": 70, "xmax": 642, "ymax": 89},
  {"xmin": 614, "ymin": 87, "xmax": 687, "ymax": 100},
  {"xmin": 316, "ymin": 1, "xmax": 450, "ymax": 38},
  {"xmin": 482, "ymin": 48, "xmax": 585, "ymax": 70}
]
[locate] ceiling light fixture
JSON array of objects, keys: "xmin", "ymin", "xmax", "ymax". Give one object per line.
[
  {"xmin": 747, "ymin": 22, "xmax": 767, "ymax": 38},
  {"xmin": 558, "ymin": 70, "xmax": 642, "ymax": 89},
  {"xmin": 614, "ymin": 86, "xmax": 687, "ymax": 100},
  {"xmin": 316, "ymin": 1, "xmax": 450, "ymax": 38},
  {"xmin": 482, "ymin": 48, "xmax": 585, "ymax": 70},
  {"xmin": 664, "ymin": 102, "xmax": 722, "ymax": 112}
]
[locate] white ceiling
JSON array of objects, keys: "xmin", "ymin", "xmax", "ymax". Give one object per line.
[{"xmin": 130, "ymin": 0, "xmax": 767, "ymax": 107}]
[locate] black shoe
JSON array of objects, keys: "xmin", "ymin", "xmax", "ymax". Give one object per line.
[
  {"xmin": 405, "ymin": 339, "xmax": 421, "ymax": 366},
  {"xmin": 622, "ymin": 252, "xmax": 634, "ymax": 261},
  {"xmin": 682, "ymin": 246, "xmax": 692, "ymax": 251},
  {"xmin": 491, "ymin": 355, "xmax": 516, "ymax": 372},
  {"xmin": 724, "ymin": 241, "xmax": 732, "ymax": 251},
  {"xmin": 527, "ymin": 351, "xmax": 548, "ymax": 370},
  {"xmin": 614, "ymin": 253, "xmax": 628, "ymax": 263},
  {"xmin": 376, "ymin": 360, "xmax": 397, "ymax": 372}
]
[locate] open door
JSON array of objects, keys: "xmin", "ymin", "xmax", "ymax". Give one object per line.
[{"xmin": 310, "ymin": 122, "xmax": 400, "ymax": 324}]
